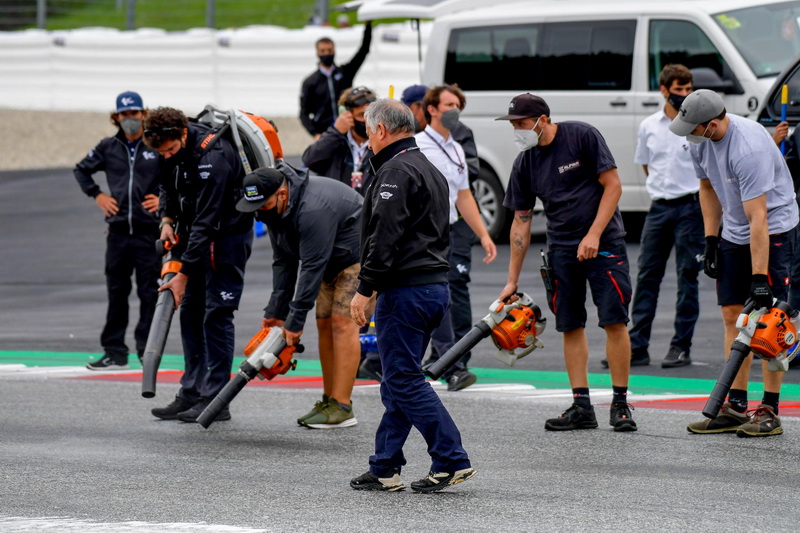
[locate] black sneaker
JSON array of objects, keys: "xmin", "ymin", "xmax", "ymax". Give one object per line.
[
  {"xmin": 601, "ymin": 349, "xmax": 650, "ymax": 368},
  {"xmin": 410, "ymin": 468, "xmax": 476, "ymax": 493},
  {"xmin": 151, "ymin": 397, "xmax": 195, "ymax": 420},
  {"xmin": 446, "ymin": 369, "xmax": 477, "ymax": 391},
  {"xmin": 350, "ymin": 471, "xmax": 405, "ymax": 492},
  {"xmin": 86, "ymin": 354, "xmax": 129, "ymax": 371},
  {"xmin": 661, "ymin": 346, "xmax": 691, "ymax": 368},
  {"xmin": 544, "ymin": 403, "xmax": 598, "ymax": 431},
  {"xmin": 610, "ymin": 402, "xmax": 637, "ymax": 432},
  {"xmin": 177, "ymin": 398, "xmax": 231, "ymax": 423},
  {"xmin": 357, "ymin": 358, "xmax": 383, "ymax": 382}
]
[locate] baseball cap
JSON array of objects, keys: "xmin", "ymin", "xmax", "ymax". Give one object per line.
[
  {"xmin": 401, "ymin": 84, "xmax": 428, "ymax": 106},
  {"xmin": 344, "ymin": 86, "xmax": 377, "ymax": 109},
  {"xmin": 495, "ymin": 93, "xmax": 550, "ymax": 120},
  {"xmin": 669, "ymin": 89, "xmax": 725, "ymax": 136},
  {"xmin": 115, "ymin": 91, "xmax": 144, "ymax": 113},
  {"xmin": 236, "ymin": 167, "xmax": 285, "ymax": 213}
]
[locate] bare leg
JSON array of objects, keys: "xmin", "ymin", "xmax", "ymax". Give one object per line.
[
  {"xmin": 329, "ymin": 312, "xmax": 360, "ymax": 405},
  {"xmin": 604, "ymin": 323, "xmax": 631, "ymax": 387},
  {"xmin": 317, "ymin": 317, "xmax": 334, "ymax": 398},
  {"xmin": 563, "ymin": 328, "xmax": 589, "ymax": 388}
]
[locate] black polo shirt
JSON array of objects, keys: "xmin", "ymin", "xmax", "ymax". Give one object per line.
[{"xmin": 504, "ymin": 121, "xmax": 625, "ymax": 246}]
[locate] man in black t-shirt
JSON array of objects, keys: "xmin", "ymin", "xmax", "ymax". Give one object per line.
[{"xmin": 497, "ymin": 93, "xmax": 637, "ymax": 433}]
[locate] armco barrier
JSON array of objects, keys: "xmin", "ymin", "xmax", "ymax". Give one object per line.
[{"xmin": 0, "ymin": 22, "xmax": 430, "ymax": 117}]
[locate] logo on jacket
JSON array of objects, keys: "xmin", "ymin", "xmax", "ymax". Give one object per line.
[
  {"xmin": 142, "ymin": 151, "xmax": 157, "ymax": 160},
  {"xmin": 558, "ymin": 160, "xmax": 581, "ymax": 174},
  {"xmin": 199, "ymin": 171, "xmax": 211, "ymax": 180},
  {"xmin": 220, "ymin": 291, "xmax": 235, "ymax": 301},
  {"xmin": 380, "ymin": 191, "xmax": 393, "ymax": 200}
]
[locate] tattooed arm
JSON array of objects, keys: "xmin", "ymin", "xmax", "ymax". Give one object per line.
[{"xmin": 499, "ymin": 209, "xmax": 533, "ymax": 301}]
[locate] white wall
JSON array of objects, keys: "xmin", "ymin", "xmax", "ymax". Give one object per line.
[{"xmin": 0, "ymin": 22, "xmax": 430, "ymax": 116}]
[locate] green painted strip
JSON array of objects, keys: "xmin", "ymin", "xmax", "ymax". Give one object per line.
[{"xmin": 3, "ymin": 350, "xmax": 800, "ymax": 401}]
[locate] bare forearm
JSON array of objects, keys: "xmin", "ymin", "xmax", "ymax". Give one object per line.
[
  {"xmin": 456, "ymin": 191, "xmax": 490, "ymax": 239},
  {"xmin": 699, "ymin": 180, "xmax": 722, "ymax": 236},
  {"xmin": 508, "ymin": 212, "xmax": 532, "ymax": 283}
]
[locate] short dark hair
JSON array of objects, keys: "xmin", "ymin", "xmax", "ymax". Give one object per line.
[
  {"xmin": 143, "ymin": 107, "xmax": 187, "ymax": 149},
  {"xmin": 422, "ymin": 84, "xmax": 465, "ymax": 124},
  {"xmin": 659, "ymin": 64, "xmax": 693, "ymax": 90},
  {"xmin": 316, "ymin": 37, "xmax": 334, "ymax": 49},
  {"xmin": 700, "ymin": 109, "xmax": 727, "ymax": 127}
]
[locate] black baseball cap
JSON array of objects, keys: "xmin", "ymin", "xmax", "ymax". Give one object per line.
[
  {"xmin": 495, "ymin": 93, "xmax": 550, "ymax": 120},
  {"xmin": 236, "ymin": 167, "xmax": 284, "ymax": 212}
]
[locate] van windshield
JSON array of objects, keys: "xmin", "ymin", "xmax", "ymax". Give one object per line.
[{"xmin": 714, "ymin": 1, "xmax": 800, "ymax": 78}]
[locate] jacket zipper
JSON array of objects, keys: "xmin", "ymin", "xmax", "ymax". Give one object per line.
[{"xmin": 128, "ymin": 141, "xmax": 141, "ymax": 235}]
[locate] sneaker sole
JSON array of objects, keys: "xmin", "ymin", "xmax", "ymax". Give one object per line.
[
  {"xmin": 350, "ymin": 481, "xmax": 406, "ymax": 492},
  {"xmin": 736, "ymin": 427, "xmax": 783, "ymax": 438},
  {"xmin": 544, "ymin": 421, "xmax": 598, "ymax": 431},
  {"xmin": 661, "ymin": 360, "xmax": 692, "ymax": 368},
  {"xmin": 613, "ymin": 421, "xmax": 638, "ymax": 432},
  {"xmin": 304, "ymin": 418, "xmax": 358, "ymax": 429},
  {"xmin": 86, "ymin": 364, "xmax": 129, "ymax": 371},
  {"xmin": 411, "ymin": 469, "xmax": 477, "ymax": 493},
  {"xmin": 686, "ymin": 425, "xmax": 741, "ymax": 434}
]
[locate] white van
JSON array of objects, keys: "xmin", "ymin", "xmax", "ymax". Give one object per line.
[{"xmin": 354, "ymin": 0, "xmax": 800, "ymax": 239}]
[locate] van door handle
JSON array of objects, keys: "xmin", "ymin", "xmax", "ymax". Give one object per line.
[
  {"xmin": 610, "ymin": 100, "xmax": 627, "ymax": 107},
  {"xmin": 641, "ymin": 101, "xmax": 659, "ymax": 107}
]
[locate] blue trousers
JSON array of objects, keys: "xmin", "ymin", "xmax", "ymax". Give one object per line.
[
  {"xmin": 370, "ymin": 283, "xmax": 471, "ymax": 477},
  {"xmin": 178, "ymin": 230, "xmax": 253, "ymax": 402},
  {"xmin": 629, "ymin": 199, "xmax": 703, "ymax": 354}
]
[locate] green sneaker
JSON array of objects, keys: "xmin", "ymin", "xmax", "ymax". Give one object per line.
[
  {"xmin": 302, "ymin": 398, "xmax": 357, "ymax": 429},
  {"xmin": 297, "ymin": 395, "xmax": 330, "ymax": 425}
]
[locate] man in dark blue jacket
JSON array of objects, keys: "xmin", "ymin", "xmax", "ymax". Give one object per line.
[
  {"xmin": 142, "ymin": 107, "xmax": 254, "ymax": 423},
  {"xmin": 236, "ymin": 162, "xmax": 364, "ymax": 429},
  {"xmin": 349, "ymin": 98, "xmax": 475, "ymax": 493},
  {"xmin": 74, "ymin": 91, "xmax": 161, "ymax": 370},
  {"xmin": 299, "ymin": 22, "xmax": 372, "ymax": 139}
]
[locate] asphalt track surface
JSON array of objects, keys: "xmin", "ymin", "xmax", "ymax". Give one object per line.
[{"xmin": 2, "ymin": 167, "xmax": 800, "ymax": 532}]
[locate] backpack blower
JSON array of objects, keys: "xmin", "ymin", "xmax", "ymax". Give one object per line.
[
  {"xmin": 197, "ymin": 326, "xmax": 303, "ymax": 428},
  {"xmin": 424, "ymin": 292, "xmax": 546, "ymax": 380},
  {"xmin": 703, "ymin": 299, "xmax": 799, "ymax": 419}
]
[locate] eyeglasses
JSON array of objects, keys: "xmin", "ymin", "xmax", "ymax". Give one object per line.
[{"xmin": 143, "ymin": 126, "xmax": 181, "ymax": 138}]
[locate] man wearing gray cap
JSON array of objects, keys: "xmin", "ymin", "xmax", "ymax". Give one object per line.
[
  {"xmin": 237, "ymin": 163, "xmax": 365, "ymax": 429},
  {"xmin": 670, "ymin": 89, "xmax": 799, "ymax": 437}
]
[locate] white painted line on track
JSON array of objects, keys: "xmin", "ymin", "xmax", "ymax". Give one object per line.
[{"xmin": 0, "ymin": 516, "xmax": 267, "ymax": 532}]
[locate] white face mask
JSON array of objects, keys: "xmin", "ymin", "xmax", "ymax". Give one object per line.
[
  {"xmin": 686, "ymin": 122, "xmax": 714, "ymax": 145},
  {"xmin": 514, "ymin": 117, "xmax": 542, "ymax": 151}
]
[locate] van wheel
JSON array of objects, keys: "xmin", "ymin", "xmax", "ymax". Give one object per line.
[{"xmin": 473, "ymin": 168, "xmax": 511, "ymax": 242}]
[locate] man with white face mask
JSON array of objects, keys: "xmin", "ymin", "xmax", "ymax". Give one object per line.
[
  {"xmin": 670, "ymin": 89, "xmax": 798, "ymax": 437},
  {"xmin": 497, "ymin": 93, "xmax": 637, "ymax": 433},
  {"xmin": 74, "ymin": 91, "xmax": 161, "ymax": 371},
  {"xmin": 415, "ymin": 85, "xmax": 497, "ymax": 391}
]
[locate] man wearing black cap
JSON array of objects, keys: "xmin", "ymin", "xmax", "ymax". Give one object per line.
[
  {"xmin": 299, "ymin": 22, "xmax": 373, "ymax": 139},
  {"xmin": 142, "ymin": 107, "xmax": 254, "ymax": 423},
  {"xmin": 74, "ymin": 91, "xmax": 161, "ymax": 370},
  {"xmin": 669, "ymin": 89, "xmax": 799, "ymax": 437},
  {"xmin": 301, "ymin": 86, "xmax": 377, "ymax": 195},
  {"xmin": 497, "ymin": 93, "xmax": 637, "ymax": 433},
  {"xmin": 237, "ymin": 162, "xmax": 365, "ymax": 429}
]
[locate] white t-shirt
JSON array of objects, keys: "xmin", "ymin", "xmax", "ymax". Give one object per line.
[
  {"xmin": 415, "ymin": 125, "xmax": 469, "ymax": 224},
  {"xmin": 635, "ymin": 110, "xmax": 698, "ymax": 200},
  {"xmin": 691, "ymin": 114, "xmax": 798, "ymax": 245}
]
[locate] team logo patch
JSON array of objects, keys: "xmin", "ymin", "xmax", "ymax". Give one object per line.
[
  {"xmin": 220, "ymin": 291, "xmax": 235, "ymax": 301},
  {"xmin": 380, "ymin": 191, "xmax": 393, "ymax": 200},
  {"xmin": 199, "ymin": 171, "xmax": 210, "ymax": 180},
  {"xmin": 121, "ymin": 96, "xmax": 135, "ymax": 106},
  {"xmin": 142, "ymin": 151, "xmax": 156, "ymax": 160},
  {"xmin": 245, "ymin": 185, "xmax": 264, "ymax": 202}
]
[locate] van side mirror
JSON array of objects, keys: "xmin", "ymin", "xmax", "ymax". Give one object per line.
[{"xmin": 690, "ymin": 67, "xmax": 740, "ymax": 94}]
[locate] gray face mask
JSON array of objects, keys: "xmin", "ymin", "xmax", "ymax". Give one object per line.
[
  {"xmin": 120, "ymin": 117, "xmax": 142, "ymax": 136},
  {"xmin": 441, "ymin": 108, "xmax": 460, "ymax": 130}
]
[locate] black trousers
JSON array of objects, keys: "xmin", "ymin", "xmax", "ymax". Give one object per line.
[{"xmin": 100, "ymin": 227, "xmax": 161, "ymax": 359}]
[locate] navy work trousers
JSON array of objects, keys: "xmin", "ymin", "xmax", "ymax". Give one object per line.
[
  {"xmin": 629, "ymin": 199, "xmax": 703, "ymax": 354},
  {"xmin": 370, "ymin": 283, "xmax": 471, "ymax": 477},
  {"xmin": 178, "ymin": 230, "xmax": 253, "ymax": 402}
]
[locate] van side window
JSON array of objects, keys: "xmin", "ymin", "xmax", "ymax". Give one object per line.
[
  {"xmin": 649, "ymin": 20, "xmax": 725, "ymax": 90},
  {"xmin": 445, "ymin": 21, "xmax": 635, "ymax": 91}
]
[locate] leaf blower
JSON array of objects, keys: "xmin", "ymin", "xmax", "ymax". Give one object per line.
[
  {"xmin": 141, "ymin": 236, "xmax": 182, "ymax": 399},
  {"xmin": 424, "ymin": 292, "xmax": 546, "ymax": 380},
  {"xmin": 703, "ymin": 299, "xmax": 799, "ymax": 419},
  {"xmin": 197, "ymin": 326, "xmax": 303, "ymax": 429}
]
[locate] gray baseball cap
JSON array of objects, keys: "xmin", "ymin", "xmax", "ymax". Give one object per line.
[{"xmin": 669, "ymin": 89, "xmax": 725, "ymax": 136}]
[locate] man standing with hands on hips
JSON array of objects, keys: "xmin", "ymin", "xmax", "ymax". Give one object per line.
[
  {"xmin": 350, "ymin": 98, "xmax": 475, "ymax": 493},
  {"xmin": 670, "ymin": 89, "xmax": 798, "ymax": 437},
  {"xmin": 497, "ymin": 93, "xmax": 637, "ymax": 433}
]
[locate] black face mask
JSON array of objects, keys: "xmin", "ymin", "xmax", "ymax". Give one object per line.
[
  {"xmin": 353, "ymin": 119, "xmax": 368, "ymax": 138},
  {"xmin": 668, "ymin": 92, "xmax": 687, "ymax": 111},
  {"xmin": 256, "ymin": 207, "xmax": 281, "ymax": 225},
  {"xmin": 319, "ymin": 54, "xmax": 335, "ymax": 67}
]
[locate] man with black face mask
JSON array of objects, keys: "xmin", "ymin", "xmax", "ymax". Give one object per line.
[
  {"xmin": 299, "ymin": 22, "xmax": 372, "ymax": 139},
  {"xmin": 142, "ymin": 107, "xmax": 254, "ymax": 423},
  {"xmin": 236, "ymin": 163, "xmax": 365, "ymax": 429},
  {"xmin": 302, "ymin": 86, "xmax": 376, "ymax": 195},
  {"xmin": 74, "ymin": 91, "xmax": 161, "ymax": 371},
  {"xmin": 602, "ymin": 64, "xmax": 704, "ymax": 370}
]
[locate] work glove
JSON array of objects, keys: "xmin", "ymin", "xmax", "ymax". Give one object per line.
[
  {"xmin": 703, "ymin": 236, "xmax": 720, "ymax": 279},
  {"xmin": 749, "ymin": 274, "xmax": 773, "ymax": 310}
]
